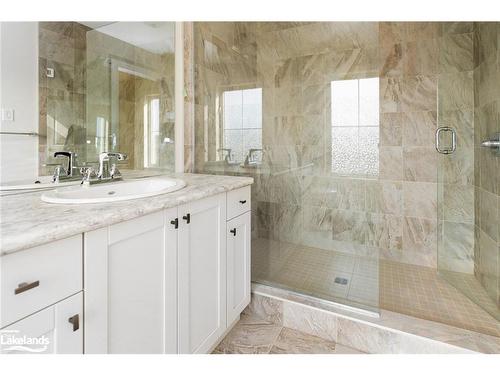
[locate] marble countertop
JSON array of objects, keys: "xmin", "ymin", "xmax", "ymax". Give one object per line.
[{"xmin": 0, "ymin": 173, "xmax": 253, "ymax": 256}]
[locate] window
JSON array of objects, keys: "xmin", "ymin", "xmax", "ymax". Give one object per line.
[
  {"xmin": 222, "ymin": 88, "xmax": 262, "ymax": 163},
  {"xmin": 331, "ymin": 78, "xmax": 379, "ymax": 176}
]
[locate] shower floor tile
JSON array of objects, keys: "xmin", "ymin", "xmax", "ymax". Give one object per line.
[
  {"xmin": 252, "ymin": 237, "xmax": 500, "ymax": 337},
  {"xmin": 380, "ymin": 260, "xmax": 500, "ymax": 337}
]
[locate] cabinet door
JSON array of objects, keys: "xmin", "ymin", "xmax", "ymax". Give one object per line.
[
  {"xmin": 0, "ymin": 292, "xmax": 83, "ymax": 354},
  {"xmin": 226, "ymin": 211, "xmax": 251, "ymax": 325},
  {"xmin": 84, "ymin": 208, "xmax": 178, "ymax": 354},
  {"xmin": 178, "ymin": 194, "xmax": 226, "ymax": 354}
]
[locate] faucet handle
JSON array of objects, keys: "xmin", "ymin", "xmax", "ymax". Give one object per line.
[
  {"xmin": 80, "ymin": 167, "xmax": 96, "ymax": 185},
  {"xmin": 109, "ymin": 163, "xmax": 122, "ymax": 179},
  {"xmin": 52, "ymin": 165, "xmax": 68, "ymax": 183}
]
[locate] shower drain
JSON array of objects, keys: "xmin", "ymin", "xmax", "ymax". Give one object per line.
[{"xmin": 334, "ymin": 277, "xmax": 349, "ymax": 285}]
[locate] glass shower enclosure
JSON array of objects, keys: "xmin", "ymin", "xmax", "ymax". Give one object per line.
[
  {"xmin": 437, "ymin": 22, "xmax": 500, "ymax": 322},
  {"xmin": 192, "ymin": 21, "xmax": 499, "ymax": 336}
]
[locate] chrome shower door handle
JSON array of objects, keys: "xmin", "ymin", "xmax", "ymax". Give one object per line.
[{"xmin": 435, "ymin": 127, "xmax": 456, "ymax": 154}]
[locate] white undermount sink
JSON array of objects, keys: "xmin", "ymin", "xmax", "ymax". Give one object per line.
[{"xmin": 41, "ymin": 177, "xmax": 186, "ymax": 204}]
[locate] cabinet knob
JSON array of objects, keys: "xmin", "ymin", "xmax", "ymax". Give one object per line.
[
  {"xmin": 239, "ymin": 200, "xmax": 247, "ymax": 204},
  {"xmin": 170, "ymin": 218, "xmax": 179, "ymax": 229},
  {"xmin": 230, "ymin": 228, "xmax": 237, "ymax": 236},
  {"xmin": 182, "ymin": 213, "xmax": 191, "ymax": 224},
  {"xmin": 68, "ymin": 314, "xmax": 80, "ymax": 331}
]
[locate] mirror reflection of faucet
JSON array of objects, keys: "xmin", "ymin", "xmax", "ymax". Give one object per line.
[
  {"xmin": 242, "ymin": 148, "xmax": 262, "ymax": 168},
  {"xmin": 52, "ymin": 151, "xmax": 82, "ymax": 183},
  {"xmin": 218, "ymin": 148, "xmax": 240, "ymax": 166},
  {"xmin": 81, "ymin": 152, "xmax": 128, "ymax": 186}
]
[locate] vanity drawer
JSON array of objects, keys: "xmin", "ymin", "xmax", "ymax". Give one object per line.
[
  {"xmin": 1, "ymin": 235, "xmax": 83, "ymax": 328},
  {"xmin": 227, "ymin": 186, "xmax": 251, "ymax": 220}
]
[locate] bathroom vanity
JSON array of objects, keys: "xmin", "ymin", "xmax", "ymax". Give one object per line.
[{"xmin": 0, "ymin": 174, "xmax": 253, "ymax": 354}]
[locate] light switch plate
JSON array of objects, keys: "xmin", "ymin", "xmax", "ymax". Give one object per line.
[{"xmin": 1, "ymin": 109, "xmax": 15, "ymax": 121}]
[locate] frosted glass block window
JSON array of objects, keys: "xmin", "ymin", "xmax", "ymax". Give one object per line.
[
  {"xmin": 222, "ymin": 88, "xmax": 262, "ymax": 163},
  {"xmin": 331, "ymin": 78, "xmax": 379, "ymax": 176}
]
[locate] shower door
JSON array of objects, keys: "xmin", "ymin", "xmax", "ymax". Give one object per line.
[
  {"xmin": 436, "ymin": 22, "xmax": 499, "ymax": 322},
  {"xmin": 192, "ymin": 22, "xmax": 381, "ymax": 315}
]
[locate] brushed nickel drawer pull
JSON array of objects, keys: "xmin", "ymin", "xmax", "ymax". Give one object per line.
[
  {"xmin": 68, "ymin": 314, "xmax": 80, "ymax": 331},
  {"xmin": 14, "ymin": 280, "xmax": 40, "ymax": 295}
]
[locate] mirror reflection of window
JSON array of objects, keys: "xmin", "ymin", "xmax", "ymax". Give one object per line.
[
  {"xmin": 95, "ymin": 116, "xmax": 109, "ymax": 154},
  {"xmin": 222, "ymin": 88, "xmax": 262, "ymax": 164},
  {"xmin": 331, "ymin": 77, "xmax": 379, "ymax": 176},
  {"xmin": 144, "ymin": 96, "xmax": 160, "ymax": 168}
]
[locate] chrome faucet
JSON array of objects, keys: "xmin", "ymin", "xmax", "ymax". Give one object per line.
[
  {"xmin": 97, "ymin": 152, "xmax": 128, "ymax": 180},
  {"xmin": 52, "ymin": 151, "xmax": 81, "ymax": 182}
]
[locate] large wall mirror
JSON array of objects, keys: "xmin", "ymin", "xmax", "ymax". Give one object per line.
[{"xmin": 0, "ymin": 22, "xmax": 176, "ymax": 184}]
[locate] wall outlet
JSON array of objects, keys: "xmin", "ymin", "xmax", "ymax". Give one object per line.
[{"xmin": 1, "ymin": 109, "xmax": 15, "ymax": 122}]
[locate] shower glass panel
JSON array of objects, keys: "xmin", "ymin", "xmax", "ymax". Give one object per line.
[
  {"xmin": 193, "ymin": 22, "xmax": 381, "ymax": 313},
  {"xmin": 437, "ymin": 22, "xmax": 500, "ymax": 322}
]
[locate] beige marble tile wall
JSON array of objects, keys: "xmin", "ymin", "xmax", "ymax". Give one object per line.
[
  {"xmin": 38, "ymin": 22, "xmax": 89, "ymax": 175},
  {"xmin": 192, "ymin": 22, "xmax": 480, "ymax": 270},
  {"xmin": 473, "ymin": 23, "xmax": 500, "ymax": 307}
]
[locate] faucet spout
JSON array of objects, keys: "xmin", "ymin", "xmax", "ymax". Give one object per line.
[{"xmin": 97, "ymin": 152, "xmax": 128, "ymax": 179}]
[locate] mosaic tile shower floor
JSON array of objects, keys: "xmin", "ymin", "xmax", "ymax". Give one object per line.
[{"xmin": 252, "ymin": 238, "xmax": 500, "ymax": 337}]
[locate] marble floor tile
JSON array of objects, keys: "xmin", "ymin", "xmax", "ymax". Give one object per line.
[
  {"xmin": 213, "ymin": 319, "xmax": 348, "ymax": 354},
  {"xmin": 269, "ymin": 327, "xmax": 336, "ymax": 354},
  {"xmin": 214, "ymin": 322, "xmax": 283, "ymax": 354},
  {"xmin": 332, "ymin": 344, "xmax": 366, "ymax": 354},
  {"xmin": 241, "ymin": 293, "xmax": 283, "ymax": 325}
]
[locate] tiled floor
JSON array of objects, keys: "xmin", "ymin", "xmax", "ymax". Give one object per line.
[
  {"xmin": 252, "ymin": 237, "xmax": 500, "ymax": 337},
  {"xmin": 213, "ymin": 316, "xmax": 363, "ymax": 354}
]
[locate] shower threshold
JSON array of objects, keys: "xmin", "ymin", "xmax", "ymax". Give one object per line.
[
  {"xmin": 252, "ymin": 281, "xmax": 380, "ymax": 319},
  {"xmin": 250, "ymin": 283, "xmax": 500, "ymax": 353}
]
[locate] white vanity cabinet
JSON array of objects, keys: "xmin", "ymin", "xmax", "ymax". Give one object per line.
[
  {"xmin": 84, "ymin": 208, "xmax": 178, "ymax": 354},
  {"xmin": 0, "ymin": 236, "xmax": 84, "ymax": 354},
  {"xmin": 1, "ymin": 184, "xmax": 252, "ymax": 355},
  {"xmin": 84, "ymin": 190, "xmax": 247, "ymax": 354},
  {"xmin": 1, "ymin": 293, "xmax": 83, "ymax": 354},
  {"xmin": 178, "ymin": 193, "xmax": 227, "ymax": 354},
  {"xmin": 226, "ymin": 211, "xmax": 251, "ymax": 325}
]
